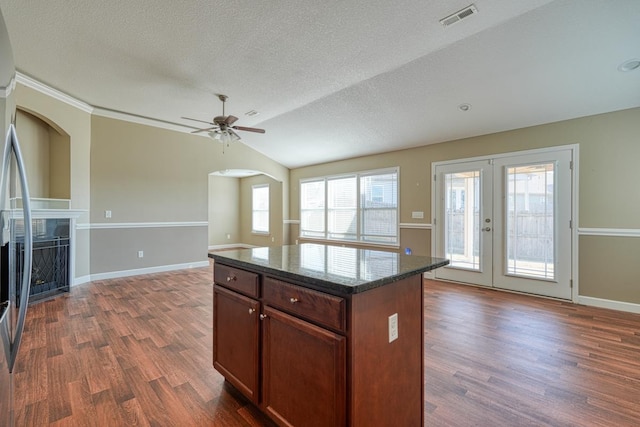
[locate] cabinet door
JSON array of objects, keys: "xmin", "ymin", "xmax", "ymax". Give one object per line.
[
  {"xmin": 262, "ymin": 306, "xmax": 346, "ymax": 427},
  {"xmin": 213, "ymin": 285, "xmax": 260, "ymax": 403}
]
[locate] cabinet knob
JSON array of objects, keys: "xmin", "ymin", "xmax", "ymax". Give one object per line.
[
  {"xmin": 248, "ymin": 308, "xmax": 256, "ymax": 314},
  {"xmin": 226, "ymin": 275, "xmax": 237, "ymax": 282},
  {"xmin": 259, "ymin": 314, "xmax": 268, "ymax": 320},
  {"xmin": 289, "ymin": 297, "xmax": 299, "ymax": 304}
]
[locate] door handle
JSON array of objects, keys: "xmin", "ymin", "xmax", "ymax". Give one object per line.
[
  {"xmin": 2, "ymin": 124, "xmax": 33, "ymax": 372},
  {"xmin": 482, "ymin": 227, "xmax": 491, "ymax": 232}
]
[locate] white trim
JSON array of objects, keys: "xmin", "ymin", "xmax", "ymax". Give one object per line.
[
  {"xmin": 16, "ymin": 72, "xmax": 93, "ymax": 113},
  {"xmin": 432, "ymin": 144, "xmax": 580, "ymax": 167},
  {"xmin": 399, "ymin": 222, "xmax": 432, "ymax": 230},
  {"xmin": 284, "ymin": 219, "xmax": 300, "ymax": 224},
  {"xmin": 0, "ymin": 75, "xmax": 16, "ymax": 98},
  {"xmin": 92, "ymin": 107, "xmax": 197, "ymax": 134},
  {"xmin": 15, "ymin": 73, "xmax": 202, "ymax": 134},
  {"xmin": 79, "ymin": 221, "xmax": 207, "ymax": 230},
  {"xmin": 72, "ymin": 274, "xmax": 92, "ymax": 286},
  {"xmin": 577, "ymin": 296, "xmax": 640, "ymax": 314},
  {"xmin": 86, "ymin": 260, "xmax": 210, "ymax": 283},
  {"xmin": 578, "ymin": 227, "xmax": 640, "ymax": 237}
]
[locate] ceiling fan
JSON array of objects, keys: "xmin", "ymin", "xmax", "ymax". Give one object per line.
[{"xmin": 181, "ymin": 94, "xmax": 265, "ymax": 142}]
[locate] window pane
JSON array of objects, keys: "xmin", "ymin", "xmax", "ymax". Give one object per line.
[
  {"xmin": 299, "ymin": 169, "xmax": 398, "ymax": 245},
  {"xmin": 327, "ymin": 177, "xmax": 357, "ymax": 239},
  {"xmin": 361, "ymin": 172, "xmax": 398, "ymax": 243},
  {"xmin": 301, "ymin": 180, "xmax": 325, "ymax": 238},
  {"xmin": 506, "ymin": 163, "xmax": 555, "ymax": 280},
  {"xmin": 252, "ymin": 185, "xmax": 269, "ymax": 233},
  {"xmin": 444, "ymin": 171, "xmax": 480, "ymax": 270}
]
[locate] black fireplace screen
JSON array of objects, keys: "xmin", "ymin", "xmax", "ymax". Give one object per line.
[{"xmin": 15, "ymin": 218, "xmax": 71, "ymax": 303}]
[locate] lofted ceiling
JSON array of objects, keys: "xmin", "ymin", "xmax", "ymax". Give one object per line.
[{"xmin": 1, "ymin": 0, "xmax": 639, "ymax": 168}]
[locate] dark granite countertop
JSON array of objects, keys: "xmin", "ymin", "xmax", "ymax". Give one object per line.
[{"xmin": 209, "ymin": 243, "xmax": 449, "ymax": 295}]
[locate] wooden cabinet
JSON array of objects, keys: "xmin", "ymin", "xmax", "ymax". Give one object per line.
[
  {"xmin": 213, "ymin": 285, "xmax": 260, "ymax": 403},
  {"xmin": 262, "ymin": 306, "xmax": 346, "ymax": 427},
  {"xmin": 212, "ymin": 260, "xmax": 424, "ymax": 427}
]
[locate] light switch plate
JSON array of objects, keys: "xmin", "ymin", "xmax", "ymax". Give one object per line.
[{"xmin": 389, "ymin": 313, "xmax": 398, "ymax": 343}]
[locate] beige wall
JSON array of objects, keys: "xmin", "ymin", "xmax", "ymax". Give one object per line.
[
  {"xmin": 15, "ymin": 83, "xmax": 91, "ymax": 279},
  {"xmin": 290, "ymin": 107, "xmax": 640, "ymax": 305},
  {"xmin": 239, "ymin": 174, "xmax": 284, "ymax": 247},
  {"xmin": 14, "ymin": 109, "xmax": 71, "ymax": 200},
  {"xmin": 208, "ymin": 175, "xmax": 240, "ymax": 246},
  {"xmin": 90, "ymin": 115, "xmax": 289, "ymax": 274},
  {"xmin": 15, "ymin": 109, "xmax": 49, "ymax": 198}
]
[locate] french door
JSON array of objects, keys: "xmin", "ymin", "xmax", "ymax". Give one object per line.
[{"xmin": 433, "ymin": 148, "xmax": 574, "ymax": 300}]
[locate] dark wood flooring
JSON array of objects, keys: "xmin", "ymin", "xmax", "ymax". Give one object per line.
[{"xmin": 13, "ymin": 264, "xmax": 640, "ymax": 426}]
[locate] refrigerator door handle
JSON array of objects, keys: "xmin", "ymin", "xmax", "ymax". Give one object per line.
[{"xmin": 1, "ymin": 124, "xmax": 32, "ymax": 372}]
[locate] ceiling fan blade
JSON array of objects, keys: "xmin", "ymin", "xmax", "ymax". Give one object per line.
[
  {"xmin": 228, "ymin": 128, "xmax": 242, "ymax": 140},
  {"xmin": 232, "ymin": 125, "xmax": 266, "ymax": 134},
  {"xmin": 190, "ymin": 126, "xmax": 218, "ymax": 134},
  {"xmin": 181, "ymin": 116, "xmax": 215, "ymax": 125},
  {"xmin": 225, "ymin": 115, "xmax": 239, "ymax": 125}
]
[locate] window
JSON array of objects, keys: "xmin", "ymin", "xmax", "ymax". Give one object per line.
[
  {"xmin": 252, "ymin": 184, "xmax": 269, "ymax": 233},
  {"xmin": 300, "ymin": 168, "xmax": 398, "ymax": 245}
]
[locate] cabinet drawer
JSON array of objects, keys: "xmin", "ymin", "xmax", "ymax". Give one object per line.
[
  {"xmin": 214, "ymin": 263, "xmax": 259, "ymax": 298},
  {"xmin": 263, "ymin": 277, "xmax": 346, "ymax": 332}
]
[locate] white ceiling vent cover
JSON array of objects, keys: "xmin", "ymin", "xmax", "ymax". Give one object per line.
[{"xmin": 440, "ymin": 5, "xmax": 478, "ymax": 27}]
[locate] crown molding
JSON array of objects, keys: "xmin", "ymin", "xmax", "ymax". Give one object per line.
[
  {"xmin": 0, "ymin": 75, "xmax": 16, "ymax": 99},
  {"xmin": 92, "ymin": 107, "xmax": 196, "ymax": 134},
  {"xmin": 16, "ymin": 72, "xmax": 93, "ymax": 113},
  {"xmin": 15, "ymin": 72, "xmax": 199, "ymax": 134}
]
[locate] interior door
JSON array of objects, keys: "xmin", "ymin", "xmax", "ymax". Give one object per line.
[{"xmin": 434, "ymin": 148, "xmax": 573, "ymax": 300}]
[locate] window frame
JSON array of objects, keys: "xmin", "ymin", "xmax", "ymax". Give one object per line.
[
  {"xmin": 251, "ymin": 184, "xmax": 270, "ymax": 234},
  {"xmin": 299, "ymin": 167, "xmax": 399, "ymax": 247}
]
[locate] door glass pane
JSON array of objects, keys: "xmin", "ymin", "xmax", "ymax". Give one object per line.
[
  {"xmin": 506, "ymin": 163, "xmax": 555, "ymax": 280},
  {"xmin": 444, "ymin": 171, "xmax": 481, "ymax": 271}
]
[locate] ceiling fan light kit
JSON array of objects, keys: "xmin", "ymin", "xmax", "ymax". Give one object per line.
[{"xmin": 181, "ymin": 95, "xmax": 265, "ymax": 152}]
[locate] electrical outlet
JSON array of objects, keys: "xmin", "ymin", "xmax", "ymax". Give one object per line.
[
  {"xmin": 388, "ymin": 313, "xmax": 398, "ymax": 343},
  {"xmin": 271, "ymin": 237, "xmax": 275, "ymax": 242},
  {"xmin": 105, "ymin": 210, "xmax": 112, "ymax": 218},
  {"xmin": 138, "ymin": 250, "xmax": 144, "ymax": 258},
  {"xmin": 226, "ymin": 233, "xmax": 231, "ymax": 240}
]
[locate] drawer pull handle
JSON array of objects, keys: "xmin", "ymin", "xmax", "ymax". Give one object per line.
[
  {"xmin": 248, "ymin": 308, "xmax": 256, "ymax": 314},
  {"xmin": 290, "ymin": 297, "xmax": 299, "ymax": 304},
  {"xmin": 226, "ymin": 276, "xmax": 237, "ymax": 282},
  {"xmin": 260, "ymin": 314, "xmax": 268, "ymax": 320}
]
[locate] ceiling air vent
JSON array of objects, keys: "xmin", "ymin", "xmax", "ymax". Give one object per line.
[{"xmin": 440, "ymin": 4, "xmax": 478, "ymax": 27}]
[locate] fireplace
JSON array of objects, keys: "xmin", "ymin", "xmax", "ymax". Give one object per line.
[
  {"xmin": 2, "ymin": 198, "xmax": 84, "ymax": 305},
  {"xmin": 17, "ymin": 218, "xmax": 70, "ymax": 302}
]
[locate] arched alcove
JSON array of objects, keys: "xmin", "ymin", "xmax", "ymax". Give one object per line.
[
  {"xmin": 208, "ymin": 169, "xmax": 284, "ymax": 249},
  {"xmin": 14, "ymin": 108, "xmax": 70, "ymax": 199}
]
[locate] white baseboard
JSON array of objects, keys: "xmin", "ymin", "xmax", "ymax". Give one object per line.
[
  {"xmin": 74, "ymin": 260, "xmax": 210, "ymax": 284},
  {"xmin": 72, "ymin": 275, "xmax": 92, "ymax": 286},
  {"xmin": 577, "ymin": 295, "xmax": 640, "ymax": 314}
]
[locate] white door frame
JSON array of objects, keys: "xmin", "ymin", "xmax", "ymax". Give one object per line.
[{"xmin": 431, "ymin": 144, "xmax": 579, "ymax": 302}]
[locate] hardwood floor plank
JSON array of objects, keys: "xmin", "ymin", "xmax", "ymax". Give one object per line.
[{"xmin": 12, "ymin": 266, "xmax": 640, "ymax": 426}]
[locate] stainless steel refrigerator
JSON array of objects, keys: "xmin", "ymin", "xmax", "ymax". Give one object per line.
[{"xmin": 0, "ymin": 7, "xmax": 33, "ymax": 427}]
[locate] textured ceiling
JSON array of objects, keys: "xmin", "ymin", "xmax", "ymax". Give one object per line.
[{"xmin": 1, "ymin": 0, "xmax": 639, "ymax": 168}]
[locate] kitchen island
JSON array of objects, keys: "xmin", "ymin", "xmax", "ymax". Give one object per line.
[{"xmin": 209, "ymin": 243, "xmax": 448, "ymax": 427}]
